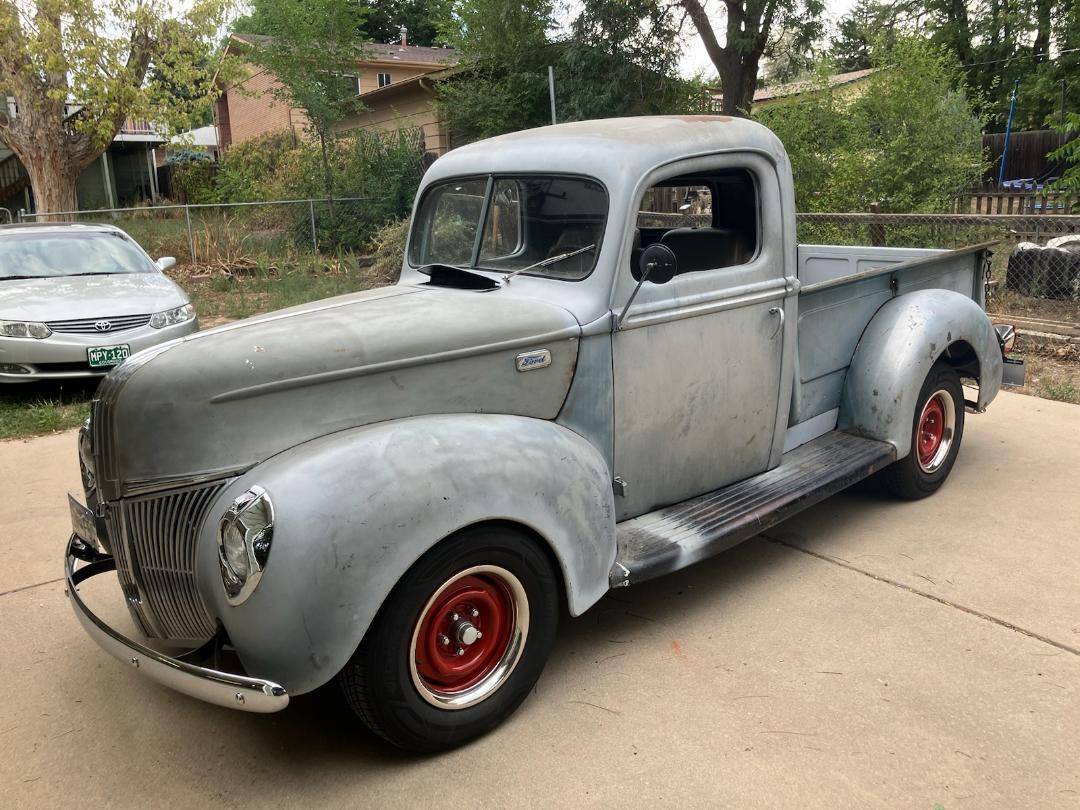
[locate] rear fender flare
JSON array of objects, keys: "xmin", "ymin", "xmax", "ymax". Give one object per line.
[{"xmin": 838, "ymin": 289, "xmax": 1002, "ymax": 459}]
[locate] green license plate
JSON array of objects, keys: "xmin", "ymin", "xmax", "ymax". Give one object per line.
[{"xmin": 87, "ymin": 344, "xmax": 131, "ymax": 368}]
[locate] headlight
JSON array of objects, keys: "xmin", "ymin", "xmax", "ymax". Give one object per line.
[
  {"xmin": 149, "ymin": 303, "xmax": 195, "ymax": 329},
  {"xmin": 0, "ymin": 320, "xmax": 51, "ymax": 339},
  {"xmin": 217, "ymin": 485, "xmax": 274, "ymax": 605}
]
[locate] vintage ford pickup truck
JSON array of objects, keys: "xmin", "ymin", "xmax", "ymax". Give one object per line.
[{"xmin": 66, "ymin": 116, "xmax": 1022, "ymax": 751}]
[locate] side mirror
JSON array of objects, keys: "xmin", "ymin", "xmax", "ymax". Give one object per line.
[
  {"xmin": 156, "ymin": 256, "xmax": 177, "ymax": 271},
  {"xmin": 638, "ymin": 244, "xmax": 677, "ymax": 285}
]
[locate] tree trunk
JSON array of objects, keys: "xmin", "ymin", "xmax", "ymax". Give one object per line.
[{"xmin": 22, "ymin": 148, "xmax": 81, "ymax": 220}]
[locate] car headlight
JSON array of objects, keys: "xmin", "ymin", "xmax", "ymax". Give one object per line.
[
  {"xmin": 218, "ymin": 485, "xmax": 274, "ymax": 606},
  {"xmin": 149, "ymin": 303, "xmax": 195, "ymax": 329},
  {"xmin": 0, "ymin": 320, "xmax": 51, "ymax": 339}
]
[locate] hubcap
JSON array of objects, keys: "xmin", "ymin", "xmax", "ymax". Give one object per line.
[
  {"xmin": 917, "ymin": 391, "xmax": 956, "ymax": 474},
  {"xmin": 410, "ymin": 565, "xmax": 529, "ymax": 710}
]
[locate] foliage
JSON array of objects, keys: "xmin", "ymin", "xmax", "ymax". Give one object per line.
[
  {"xmin": 214, "ymin": 132, "xmax": 299, "ymax": 202},
  {"xmin": 678, "ymin": 0, "xmax": 825, "ymax": 116},
  {"xmin": 367, "ymin": 218, "xmax": 410, "ymax": 282},
  {"xmin": 360, "ymin": 0, "xmax": 452, "ymax": 45},
  {"xmin": 168, "ymin": 150, "xmax": 218, "ymax": 204},
  {"xmin": 0, "ymin": 0, "xmax": 233, "ymax": 212},
  {"xmin": 436, "ymin": 0, "xmax": 708, "ymax": 145},
  {"xmin": 237, "ymin": 0, "xmax": 370, "ymax": 201},
  {"xmin": 829, "ymin": 0, "xmax": 1079, "ymax": 134},
  {"xmin": 756, "ymin": 39, "xmax": 985, "ymax": 212},
  {"xmin": 1048, "ymin": 114, "xmax": 1080, "ymax": 190}
]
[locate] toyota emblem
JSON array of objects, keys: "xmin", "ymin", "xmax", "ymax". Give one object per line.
[{"xmin": 94, "ymin": 320, "xmax": 113, "ymax": 332}]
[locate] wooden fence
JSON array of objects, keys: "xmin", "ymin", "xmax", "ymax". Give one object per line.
[{"xmin": 952, "ymin": 184, "xmax": 1078, "ymax": 215}]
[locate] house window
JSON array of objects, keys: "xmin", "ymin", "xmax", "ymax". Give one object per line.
[{"xmin": 378, "ymin": 72, "xmax": 392, "ymax": 88}]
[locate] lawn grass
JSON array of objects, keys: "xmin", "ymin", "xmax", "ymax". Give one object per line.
[{"xmin": 0, "ymin": 380, "xmax": 94, "ymax": 441}]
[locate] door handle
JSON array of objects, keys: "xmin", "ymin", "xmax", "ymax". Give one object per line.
[{"xmin": 769, "ymin": 306, "xmax": 784, "ymax": 338}]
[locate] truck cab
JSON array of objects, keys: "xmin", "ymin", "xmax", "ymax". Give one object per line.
[{"xmin": 66, "ymin": 117, "xmax": 1012, "ymax": 753}]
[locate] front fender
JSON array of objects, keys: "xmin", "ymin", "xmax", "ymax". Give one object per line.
[
  {"xmin": 194, "ymin": 414, "xmax": 615, "ymax": 695},
  {"xmin": 838, "ymin": 289, "xmax": 1002, "ymax": 459}
]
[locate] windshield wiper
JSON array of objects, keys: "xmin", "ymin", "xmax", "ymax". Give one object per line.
[{"xmin": 502, "ymin": 243, "xmax": 596, "ymax": 284}]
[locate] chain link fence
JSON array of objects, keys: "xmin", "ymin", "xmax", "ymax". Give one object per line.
[
  {"xmin": 797, "ymin": 212, "xmax": 1080, "ymax": 332},
  {"xmin": 17, "ymin": 197, "xmax": 393, "ymax": 270}
]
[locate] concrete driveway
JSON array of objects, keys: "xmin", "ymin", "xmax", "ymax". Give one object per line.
[{"xmin": 1, "ymin": 391, "xmax": 1078, "ymax": 807}]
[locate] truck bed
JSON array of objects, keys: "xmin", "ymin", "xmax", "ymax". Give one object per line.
[{"xmin": 789, "ymin": 242, "xmax": 991, "ymax": 435}]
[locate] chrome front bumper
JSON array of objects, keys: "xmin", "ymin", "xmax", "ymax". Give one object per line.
[{"xmin": 65, "ymin": 535, "xmax": 289, "ymax": 713}]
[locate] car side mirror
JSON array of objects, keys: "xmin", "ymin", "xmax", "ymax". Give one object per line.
[
  {"xmin": 156, "ymin": 256, "xmax": 177, "ymax": 271},
  {"xmin": 638, "ymin": 244, "xmax": 677, "ymax": 285}
]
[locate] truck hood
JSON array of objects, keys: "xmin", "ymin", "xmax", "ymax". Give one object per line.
[
  {"xmin": 93, "ymin": 283, "xmax": 582, "ymax": 496},
  {"xmin": 0, "ymin": 272, "xmax": 187, "ymax": 321}
]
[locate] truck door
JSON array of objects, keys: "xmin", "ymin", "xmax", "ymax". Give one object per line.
[{"xmin": 611, "ymin": 156, "xmax": 793, "ymax": 520}]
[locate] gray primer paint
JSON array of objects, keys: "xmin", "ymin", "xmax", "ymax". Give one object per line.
[
  {"xmin": 194, "ymin": 414, "xmax": 616, "ymax": 695},
  {"xmin": 839, "ymin": 288, "xmax": 1002, "ymax": 458}
]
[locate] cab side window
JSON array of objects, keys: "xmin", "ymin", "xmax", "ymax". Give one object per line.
[{"xmin": 633, "ymin": 169, "xmax": 759, "ymax": 279}]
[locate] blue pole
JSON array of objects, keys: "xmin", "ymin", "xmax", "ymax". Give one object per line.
[{"xmin": 997, "ymin": 79, "xmax": 1020, "ymax": 186}]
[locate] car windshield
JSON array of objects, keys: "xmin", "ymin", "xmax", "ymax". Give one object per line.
[
  {"xmin": 409, "ymin": 175, "xmax": 608, "ymax": 281},
  {"xmin": 0, "ymin": 231, "xmax": 156, "ymax": 280}
]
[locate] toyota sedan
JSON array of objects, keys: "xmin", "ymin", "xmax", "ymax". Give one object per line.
[{"xmin": 0, "ymin": 223, "xmax": 197, "ymax": 383}]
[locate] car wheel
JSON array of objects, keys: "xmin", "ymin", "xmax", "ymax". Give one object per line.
[
  {"xmin": 338, "ymin": 525, "xmax": 560, "ymax": 752},
  {"xmin": 879, "ymin": 361, "xmax": 965, "ymax": 500}
]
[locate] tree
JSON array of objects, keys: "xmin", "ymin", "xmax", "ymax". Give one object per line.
[
  {"xmin": 361, "ymin": 0, "xmax": 452, "ymax": 45},
  {"xmin": 238, "ymin": 0, "xmax": 369, "ymax": 211},
  {"xmin": 678, "ymin": 0, "xmax": 824, "ymax": 116},
  {"xmin": 0, "ymin": 0, "xmax": 230, "ymax": 214},
  {"xmin": 829, "ymin": 0, "xmax": 909, "ymax": 72},
  {"xmin": 756, "ymin": 39, "xmax": 985, "ymax": 212},
  {"xmin": 436, "ymin": 0, "xmax": 708, "ymax": 144}
]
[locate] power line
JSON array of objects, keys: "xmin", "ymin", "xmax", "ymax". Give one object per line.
[{"xmin": 952, "ymin": 46, "xmax": 1080, "ymax": 71}]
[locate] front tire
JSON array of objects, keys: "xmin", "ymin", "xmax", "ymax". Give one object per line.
[
  {"xmin": 878, "ymin": 361, "xmax": 965, "ymax": 499},
  {"xmin": 338, "ymin": 525, "xmax": 559, "ymax": 752}
]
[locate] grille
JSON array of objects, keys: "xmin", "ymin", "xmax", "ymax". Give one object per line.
[
  {"xmin": 46, "ymin": 314, "xmax": 152, "ymax": 334},
  {"xmin": 111, "ymin": 482, "xmax": 227, "ymax": 640}
]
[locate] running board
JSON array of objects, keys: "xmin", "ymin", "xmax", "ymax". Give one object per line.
[{"xmin": 610, "ymin": 431, "xmax": 896, "ymax": 588}]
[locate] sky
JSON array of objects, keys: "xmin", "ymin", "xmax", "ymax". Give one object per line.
[{"xmin": 676, "ymin": 0, "xmax": 858, "ymax": 79}]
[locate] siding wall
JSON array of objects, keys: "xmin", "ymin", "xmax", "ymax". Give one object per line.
[{"xmin": 336, "ymin": 85, "xmax": 449, "ymax": 155}]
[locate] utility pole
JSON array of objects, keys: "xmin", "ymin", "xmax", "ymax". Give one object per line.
[{"xmin": 548, "ymin": 66, "xmax": 557, "ymax": 125}]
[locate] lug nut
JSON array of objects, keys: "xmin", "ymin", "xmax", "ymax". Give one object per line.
[
  {"xmin": 456, "ymin": 647, "xmax": 465, "ymax": 656},
  {"xmin": 470, "ymin": 608, "xmax": 479, "ymax": 618},
  {"xmin": 438, "ymin": 633, "xmax": 450, "ymax": 646},
  {"xmin": 475, "ymin": 631, "xmax": 482, "ymax": 640},
  {"xmin": 450, "ymin": 612, "xmax": 460, "ymax": 622}
]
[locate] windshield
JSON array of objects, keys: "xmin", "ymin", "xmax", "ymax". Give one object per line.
[
  {"xmin": 0, "ymin": 231, "xmax": 157, "ymax": 280},
  {"xmin": 409, "ymin": 175, "xmax": 607, "ymax": 281}
]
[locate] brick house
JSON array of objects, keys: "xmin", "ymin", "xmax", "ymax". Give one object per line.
[{"xmin": 214, "ymin": 31, "xmax": 458, "ymax": 158}]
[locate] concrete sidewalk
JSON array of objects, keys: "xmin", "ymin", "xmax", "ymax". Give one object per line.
[{"xmin": 1, "ymin": 391, "xmax": 1078, "ymax": 807}]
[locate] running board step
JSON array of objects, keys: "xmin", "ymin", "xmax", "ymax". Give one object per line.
[{"xmin": 610, "ymin": 431, "xmax": 896, "ymax": 588}]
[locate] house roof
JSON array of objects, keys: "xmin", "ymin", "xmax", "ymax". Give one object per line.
[
  {"xmin": 751, "ymin": 68, "xmax": 876, "ymax": 103},
  {"xmin": 170, "ymin": 125, "xmax": 218, "ymax": 148},
  {"xmin": 355, "ymin": 67, "xmax": 455, "ymax": 103},
  {"xmin": 228, "ymin": 33, "xmax": 458, "ymax": 68}
]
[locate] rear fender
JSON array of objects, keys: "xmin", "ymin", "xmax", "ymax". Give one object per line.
[
  {"xmin": 839, "ymin": 289, "xmax": 1002, "ymax": 459},
  {"xmin": 194, "ymin": 413, "xmax": 615, "ymax": 695}
]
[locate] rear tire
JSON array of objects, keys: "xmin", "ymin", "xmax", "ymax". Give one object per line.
[
  {"xmin": 338, "ymin": 525, "xmax": 559, "ymax": 753},
  {"xmin": 878, "ymin": 361, "xmax": 965, "ymax": 500}
]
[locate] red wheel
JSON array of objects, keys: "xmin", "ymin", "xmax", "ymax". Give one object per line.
[
  {"xmin": 916, "ymin": 391, "xmax": 955, "ymax": 473},
  {"xmin": 878, "ymin": 362, "xmax": 965, "ymax": 500},
  {"xmin": 410, "ymin": 566, "xmax": 529, "ymax": 709},
  {"xmin": 338, "ymin": 526, "xmax": 558, "ymax": 752}
]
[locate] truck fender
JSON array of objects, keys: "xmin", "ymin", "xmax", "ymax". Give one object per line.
[
  {"xmin": 194, "ymin": 413, "xmax": 616, "ymax": 695},
  {"xmin": 838, "ymin": 288, "xmax": 1002, "ymax": 459}
]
